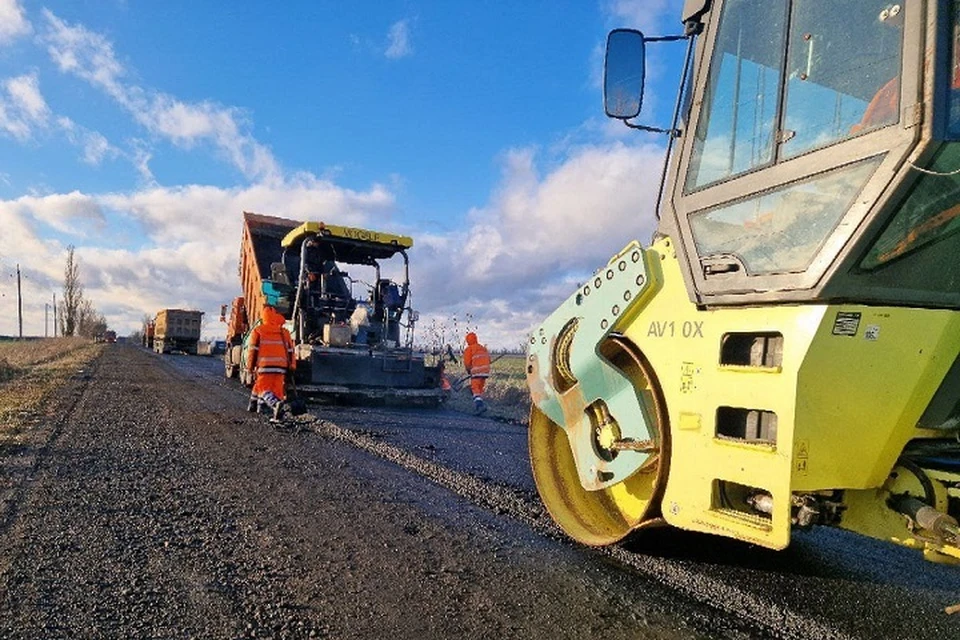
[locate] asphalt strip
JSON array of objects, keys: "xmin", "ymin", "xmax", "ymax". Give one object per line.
[{"xmin": 304, "ymin": 415, "xmax": 855, "ymax": 640}]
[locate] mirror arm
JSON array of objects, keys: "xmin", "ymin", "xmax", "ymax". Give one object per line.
[
  {"xmin": 621, "ymin": 121, "xmax": 681, "ymax": 135},
  {"xmin": 643, "ymin": 34, "xmax": 689, "ymax": 43}
]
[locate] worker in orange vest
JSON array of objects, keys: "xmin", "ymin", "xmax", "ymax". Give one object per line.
[
  {"xmin": 246, "ymin": 305, "xmax": 296, "ymax": 421},
  {"xmin": 463, "ymin": 332, "xmax": 491, "ymax": 414}
]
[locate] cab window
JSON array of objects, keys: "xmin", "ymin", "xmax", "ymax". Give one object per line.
[
  {"xmin": 782, "ymin": 1, "xmax": 904, "ymax": 158},
  {"xmin": 685, "ymin": 0, "xmax": 787, "ymax": 190},
  {"xmin": 861, "ymin": 144, "xmax": 960, "ymax": 270},
  {"xmin": 685, "ymin": 0, "xmax": 904, "ymax": 191}
]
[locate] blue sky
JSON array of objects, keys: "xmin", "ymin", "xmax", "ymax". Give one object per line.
[{"xmin": 0, "ymin": 0, "xmax": 683, "ymax": 347}]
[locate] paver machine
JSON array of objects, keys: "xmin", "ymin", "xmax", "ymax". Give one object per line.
[
  {"xmin": 527, "ymin": 0, "xmax": 960, "ymax": 562},
  {"xmin": 225, "ymin": 212, "xmax": 444, "ymax": 404}
]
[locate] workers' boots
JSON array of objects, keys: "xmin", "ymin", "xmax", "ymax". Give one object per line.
[
  {"xmin": 474, "ymin": 398, "xmax": 486, "ymax": 415},
  {"xmin": 247, "ymin": 396, "xmax": 258, "ymax": 413},
  {"xmin": 272, "ymin": 402, "xmax": 285, "ymax": 422}
]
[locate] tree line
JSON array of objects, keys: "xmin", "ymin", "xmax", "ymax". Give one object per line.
[{"xmin": 59, "ymin": 245, "xmax": 108, "ymax": 340}]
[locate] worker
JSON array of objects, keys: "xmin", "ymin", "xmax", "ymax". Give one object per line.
[
  {"xmin": 463, "ymin": 332, "xmax": 491, "ymax": 414},
  {"xmin": 246, "ymin": 305, "xmax": 296, "ymax": 421}
]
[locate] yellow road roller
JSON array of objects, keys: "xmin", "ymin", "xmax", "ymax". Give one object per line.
[{"xmin": 527, "ymin": 0, "xmax": 960, "ymax": 562}]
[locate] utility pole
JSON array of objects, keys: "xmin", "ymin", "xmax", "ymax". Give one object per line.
[
  {"xmin": 45, "ymin": 303, "xmax": 49, "ymax": 338},
  {"xmin": 52, "ymin": 293, "xmax": 57, "ymax": 337},
  {"xmin": 16, "ymin": 264, "xmax": 22, "ymax": 339}
]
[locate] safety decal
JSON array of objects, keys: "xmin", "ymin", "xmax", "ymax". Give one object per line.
[
  {"xmin": 864, "ymin": 325, "xmax": 880, "ymax": 341},
  {"xmin": 680, "ymin": 362, "xmax": 700, "ymax": 394},
  {"xmin": 831, "ymin": 312, "xmax": 861, "ymax": 337},
  {"xmin": 795, "ymin": 439, "xmax": 809, "ymax": 474}
]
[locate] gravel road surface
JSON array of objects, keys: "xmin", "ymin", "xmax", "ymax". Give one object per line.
[{"xmin": 1, "ymin": 344, "xmax": 959, "ymax": 639}]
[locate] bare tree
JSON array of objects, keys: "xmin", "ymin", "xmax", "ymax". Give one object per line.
[
  {"xmin": 77, "ymin": 299, "xmax": 107, "ymax": 339},
  {"xmin": 59, "ymin": 246, "xmax": 84, "ymax": 337}
]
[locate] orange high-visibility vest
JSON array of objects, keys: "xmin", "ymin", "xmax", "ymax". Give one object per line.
[
  {"xmin": 247, "ymin": 324, "xmax": 295, "ymax": 374},
  {"xmin": 463, "ymin": 343, "xmax": 490, "ymax": 379}
]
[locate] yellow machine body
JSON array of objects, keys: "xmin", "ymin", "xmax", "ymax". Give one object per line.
[
  {"xmin": 528, "ymin": 237, "xmax": 960, "ymax": 557},
  {"xmin": 528, "ymin": 1, "xmax": 960, "ymax": 560}
]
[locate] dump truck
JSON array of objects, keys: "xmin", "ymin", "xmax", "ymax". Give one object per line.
[
  {"xmin": 153, "ymin": 309, "xmax": 204, "ymax": 355},
  {"xmin": 527, "ymin": 0, "xmax": 960, "ymax": 564},
  {"xmin": 142, "ymin": 320, "xmax": 155, "ymax": 350},
  {"xmin": 223, "ymin": 211, "xmax": 444, "ymax": 403}
]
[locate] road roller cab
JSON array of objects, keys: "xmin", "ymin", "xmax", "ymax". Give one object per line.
[{"xmin": 528, "ymin": 0, "xmax": 960, "ymax": 562}]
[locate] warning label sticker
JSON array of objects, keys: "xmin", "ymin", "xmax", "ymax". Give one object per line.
[{"xmin": 832, "ymin": 312, "xmax": 861, "ymax": 336}]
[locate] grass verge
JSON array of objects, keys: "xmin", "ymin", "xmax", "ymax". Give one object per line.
[
  {"xmin": 0, "ymin": 338, "xmax": 103, "ymax": 429},
  {"xmin": 444, "ymin": 354, "xmax": 530, "ymax": 423}
]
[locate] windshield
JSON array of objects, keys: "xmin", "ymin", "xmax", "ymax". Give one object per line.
[{"xmin": 685, "ymin": 0, "xmax": 904, "ymax": 191}]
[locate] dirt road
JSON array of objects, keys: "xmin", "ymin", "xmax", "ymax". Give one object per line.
[{"xmin": 1, "ymin": 345, "xmax": 959, "ymax": 639}]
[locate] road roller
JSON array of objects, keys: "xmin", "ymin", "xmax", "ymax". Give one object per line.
[{"xmin": 527, "ymin": 0, "xmax": 960, "ymax": 562}]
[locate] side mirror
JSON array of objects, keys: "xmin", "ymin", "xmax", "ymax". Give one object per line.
[{"xmin": 604, "ymin": 29, "xmax": 646, "ymax": 120}]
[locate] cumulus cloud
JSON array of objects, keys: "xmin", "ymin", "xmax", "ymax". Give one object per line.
[
  {"xmin": 385, "ymin": 19, "xmax": 413, "ymax": 59},
  {"xmin": 0, "ymin": 8, "xmax": 669, "ymax": 348},
  {"xmin": 1, "ymin": 191, "xmax": 106, "ymax": 236},
  {"xmin": 0, "ymin": 0, "xmax": 30, "ymax": 46},
  {"xmin": 405, "ymin": 141, "xmax": 665, "ymax": 345},
  {"xmin": 0, "ymin": 138, "xmax": 662, "ymax": 347},
  {"xmin": 0, "ymin": 177, "xmax": 399, "ymax": 337},
  {"xmin": 41, "ymin": 10, "xmax": 280, "ymax": 182}
]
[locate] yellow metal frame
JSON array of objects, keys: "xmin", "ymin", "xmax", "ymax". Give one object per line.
[
  {"xmin": 528, "ymin": 235, "xmax": 960, "ymax": 555},
  {"xmin": 281, "ymin": 221, "xmax": 413, "ymax": 250}
]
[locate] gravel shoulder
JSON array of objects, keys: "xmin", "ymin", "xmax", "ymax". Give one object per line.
[
  {"xmin": 0, "ymin": 344, "xmax": 739, "ymax": 639},
  {"xmin": 4, "ymin": 344, "xmax": 960, "ymax": 639}
]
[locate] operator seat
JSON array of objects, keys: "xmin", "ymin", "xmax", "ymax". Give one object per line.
[{"xmin": 850, "ymin": 76, "xmax": 900, "ymax": 135}]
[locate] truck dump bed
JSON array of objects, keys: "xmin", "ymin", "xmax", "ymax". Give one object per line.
[
  {"xmin": 154, "ymin": 309, "xmax": 204, "ymax": 354},
  {"xmin": 238, "ymin": 212, "xmax": 299, "ymax": 336}
]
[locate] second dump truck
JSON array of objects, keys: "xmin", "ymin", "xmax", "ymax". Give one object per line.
[
  {"xmin": 153, "ymin": 309, "xmax": 204, "ymax": 355},
  {"xmin": 223, "ymin": 211, "xmax": 444, "ymax": 403}
]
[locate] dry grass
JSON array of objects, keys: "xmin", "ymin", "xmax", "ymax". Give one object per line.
[
  {"xmin": 0, "ymin": 338, "xmax": 103, "ymax": 426},
  {"xmin": 444, "ymin": 354, "xmax": 530, "ymax": 423}
]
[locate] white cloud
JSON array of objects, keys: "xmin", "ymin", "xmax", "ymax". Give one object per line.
[
  {"xmin": 42, "ymin": 10, "xmax": 281, "ymax": 182},
  {"xmin": 1, "ymin": 8, "xmax": 668, "ymax": 349},
  {"xmin": 0, "ymin": 73, "xmax": 124, "ymax": 168},
  {"xmin": 0, "ymin": 177, "xmax": 398, "ymax": 337},
  {"xmin": 605, "ymin": 0, "xmax": 673, "ymax": 33},
  {"xmin": 129, "ymin": 141, "xmax": 155, "ymax": 183},
  {"xmin": 0, "ymin": 0, "xmax": 30, "ymax": 46},
  {"xmin": 385, "ymin": 19, "xmax": 412, "ymax": 59},
  {"xmin": 58, "ymin": 116, "xmax": 122, "ymax": 166},
  {"xmin": 0, "ymin": 138, "xmax": 665, "ymax": 347},
  {"xmin": 0, "ymin": 72, "xmax": 49, "ymax": 139},
  {"xmin": 1, "ymin": 191, "xmax": 105, "ymax": 236},
  {"xmin": 405, "ymin": 141, "xmax": 665, "ymax": 347},
  {"xmin": 6, "ymin": 73, "xmax": 49, "ymax": 122},
  {"xmin": 80, "ymin": 130, "xmax": 116, "ymax": 165}
]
